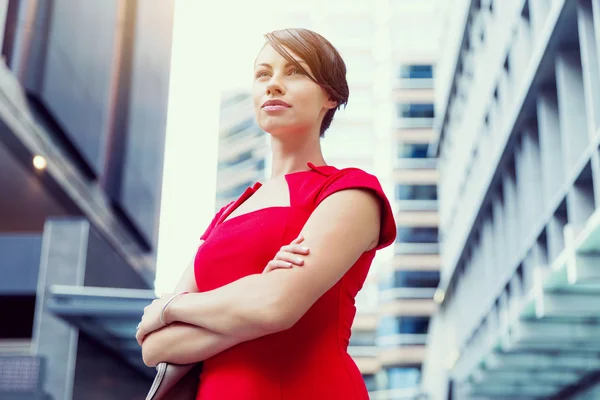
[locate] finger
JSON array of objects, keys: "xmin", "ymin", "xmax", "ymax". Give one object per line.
[
  {"xmin": 136, "ymin": 328, "xmax": 143, "ymax": 346},
  {"xmin": 290, "ymin": 235, "xmax": 304, "ymax": 244},
  {"xmin": 279, "ymin": 244, "xmax": 310, "ymax": 255},
  {"xmin": 274, "ymin": 251, "xmax": 304, "ymax": 266},
  {"xmin": 263, "ymin": 260, "xmax": 294, "ymax": 273}
]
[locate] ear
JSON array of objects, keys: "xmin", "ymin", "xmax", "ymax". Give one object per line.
[{"xmin": 325, "ymin": 97, "xmax": 338, "ymax": 110}]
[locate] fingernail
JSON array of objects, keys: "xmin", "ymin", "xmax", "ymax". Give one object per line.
[
  {"xmin": 301, "ymin": 246, "xmax": 309, "ymax": 252},
  {"xmin": 296, "ymin": 258, "xmax": 303, "ymax": 264},
  {"xmin": 288, "ymin": 262, "xmax": 293, "ymax": 267}
]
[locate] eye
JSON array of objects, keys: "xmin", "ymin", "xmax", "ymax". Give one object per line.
[
  {"xmin": 288, "ymin": 67, "xmax": 304, "ymax": 75},
  {"xmin": 255, "ymin": 71, "xmax": 270, "ymax": 79}
]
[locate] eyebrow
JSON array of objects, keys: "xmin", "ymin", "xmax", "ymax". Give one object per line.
[{"xmin": 255, "ymin": 60, "xmax": 309, "ymax": 70}]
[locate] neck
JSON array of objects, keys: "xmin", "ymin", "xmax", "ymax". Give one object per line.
[{"xmin": 269, "ymin": 131, "xmax": 326, "ymax": 179}]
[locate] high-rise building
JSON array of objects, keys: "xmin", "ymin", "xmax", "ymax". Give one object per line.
[
  {"xmin": 0, "ymin": 2, "xmax": 174, "ymax": 398},
  {"xmin": 363, "ymin": 1, "xmax": 442, "ymax": 398},
  {"xmin": 216, "ymin": 90, "xmax": 267, "ymax": 210},
  {"xmin": 423, "ymin": 0, "xmax": 600, "ymax": 398}
]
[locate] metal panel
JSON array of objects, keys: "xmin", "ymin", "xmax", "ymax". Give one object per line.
[
  {"xmin": 0, "ymin": 234, "xmax": 41, "ymax": 294},
  {"xmin": 117, "ymin": 0, "xmax": 175, "ymax": 248},
  {"xmin": 41, "ymin": 1, "xmax": 121, "ymax": 175},
  {"xmin": 47, "ymin": 284, "xmax": 155, "ymax": 378}
]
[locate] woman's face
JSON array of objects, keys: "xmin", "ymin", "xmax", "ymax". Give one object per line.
[{"xmin": 252, "ymin": 44, "xmax": 336, "ymax": 137}]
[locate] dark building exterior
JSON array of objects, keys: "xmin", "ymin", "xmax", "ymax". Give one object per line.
[{"xmin": 0, "ymin": 1, "xmax": 174, "ymax": 398}]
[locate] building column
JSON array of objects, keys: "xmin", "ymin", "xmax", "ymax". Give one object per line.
[{"xmin": 31, "ymin": 218, "xmax": 89, "ymax": 400}]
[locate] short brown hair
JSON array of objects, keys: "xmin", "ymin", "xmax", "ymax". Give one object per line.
[{"xmin": 263, "ymin": 28, "xmax": 349, "ymax": 138}]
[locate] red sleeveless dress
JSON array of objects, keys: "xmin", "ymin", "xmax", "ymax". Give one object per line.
[{"xmin": 193, "ymin": 163, "xmax": 396, "ymax": 400}]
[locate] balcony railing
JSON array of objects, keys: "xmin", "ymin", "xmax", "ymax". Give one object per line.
[
  {"xmin": 395, "ymin": 243, "xmax": 439, "ymax": 255},
  {"xmin": 397, "ymin": 199, "xmax": 438, "ymax": 211},
  {"xmin": 396, "ymin": 117, "xmax": 435, "ymax": 129},
  {"xmin": 395, "ymin": 78, "xmax": 434, "ymax": 89},
  {"xmin": 368, "ymin": 387, "xmax": 422, "ymax": 400},
  {"xmin": 377, "ymin": 334, "xmax": 429, "ymax": 347},
  {"xmin": 347, "ymin": 346, "xmax": 379, "ymax": 357},
  {"xmin": 379, "ymin": 287, "xmax": 437, "ymax": 301}
]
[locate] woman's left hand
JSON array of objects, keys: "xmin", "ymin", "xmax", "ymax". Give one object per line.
[{"xmin": 135, "ymin": 293, "xmax": 174, "ymax": 346}]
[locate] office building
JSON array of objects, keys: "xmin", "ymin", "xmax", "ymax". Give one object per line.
[
  {"xmin": 0, "ymin": 2, "xmax": 174, "ymax": 398},
  {"xmin": 361, "ymin": 1, "xmax": 442, "ymax": 398},
  {"xmin": 216, "ymin": 90, "xmax": 268, "ymax": 210},
  {"xmin": 422, "ymin": 0, "xmax": 600, "ymax": 398}
]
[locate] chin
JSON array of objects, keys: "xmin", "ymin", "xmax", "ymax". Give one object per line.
[
  {"xmin": 260, "ymin": 121, "xmax": 293, "ymax": 137},
  {"xmin": 260, "ymin": 120, "xmax": 311, "ymax": 138}
]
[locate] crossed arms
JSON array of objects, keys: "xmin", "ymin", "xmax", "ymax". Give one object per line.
[{"xmin": 141, "ymin": 189, "xmax": 381, "ymax": 367}]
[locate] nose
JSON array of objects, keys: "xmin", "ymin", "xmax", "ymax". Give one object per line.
[{"xmin": 266, "ymin": 75, "xmax": 285, "ymax": 96}]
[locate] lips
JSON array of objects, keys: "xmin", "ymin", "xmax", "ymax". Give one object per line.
[{"xmin": 262, "ymin": 99, "xmax": 291, "ymax": 108}]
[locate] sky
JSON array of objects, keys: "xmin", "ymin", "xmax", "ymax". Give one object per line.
[{"xmin": 154, "ymin": 2, "xmax": 294, "ymax": 293}]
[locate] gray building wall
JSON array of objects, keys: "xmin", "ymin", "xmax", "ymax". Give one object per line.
[
  {"xmin": 571, "ymin": 383, "xmax": 600, "ymax": 400},
  {"xmin": 33, "ymin": 218, "xmax": 152, "ymax": 400},
  {"xmin": 72, "ymin": 334, "xmax": 148, "ymax": 400},
  {"xmin": 0, "ymin": 234, "xmax": 41, "ymax": 294},
  {"xmin": 3, "ymin": 0, "xmax": 174, "ymax": 249},
  {"xmin": 0, "ymin": 1, "xmax": 174, "ymax": 398},
  {"xmin": 423, "ymin": 0, "xmax": 600, "ymax": 398}
]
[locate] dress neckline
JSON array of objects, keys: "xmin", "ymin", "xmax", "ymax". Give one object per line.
[{"xmin": 216, "ymin": 162, "xmax": 337, "ymax": 226}]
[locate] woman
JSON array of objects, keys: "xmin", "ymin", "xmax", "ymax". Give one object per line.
[{"xmin": 136, "ymin": 28, "xmax": 396, "ymax": 399}]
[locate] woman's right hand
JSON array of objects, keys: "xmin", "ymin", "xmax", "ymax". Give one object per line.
[{"xmin": 262, "ymin": 235, "xmax": 310, "ymax": 274}]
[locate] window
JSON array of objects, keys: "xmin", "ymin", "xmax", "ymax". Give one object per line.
[
  {"xmin": 0, "ymin": 295, "xmax": 36, "ymax": 339},
  {"xmin": 399, "ymin": 64, "xmax": 433, "ymax": 79},
  {"xmin": 396, "ymin": 227, "xmax": 439, "ymax": 243},
  {"xmin": 349, "ymin": 331, "xmax": 377, "ymax": 346},
  {"xmin": 395, "ymin": 184, "xmax": 438, "ymax": 201},
  {"xmin": 227, "ymin": 119, "xmax": 254, "ymax": 136},
  {"xmin": 218, "ymin": 150, "xmax": 253, "ymax": 169},
  {"xmin": 398, "ymin": 317, "xmax": 430, "ymax": 334},
  {"xmin": 218, "ymin": 180, "xmax": 253, "ymax": 199},
  {"xmin": 363, "ymin": 375, "xmax": 377, "ymax": 392},
  {"xmin": 393, "ymin": 271, "xmax": 440, "ymax": 288},
  {"xmin": 398, "ymin": 103, "xmax": 435, "ymax": 119},
  {"xmin": 398, "ymin": 143, "xmax": 430, "ymax": 158},
  {"xmin": 221, "ymin": 92, "xmax": 251, "ymax": 108},
  {"xmin": 378, "ymin": 316, "xmax": 430, "ymax": 335},
  {"xmin": 387, "ymin": 367, "xmax": 421, "ymax": 390}
]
